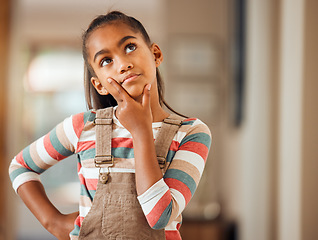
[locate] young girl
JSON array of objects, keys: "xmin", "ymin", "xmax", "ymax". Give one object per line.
[{"xmin": 9, "ymin": 11, "xmax": 212, "ymax": 240}]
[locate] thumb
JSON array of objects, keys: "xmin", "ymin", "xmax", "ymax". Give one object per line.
[{"xmin": 142, "ymin": 84, "xmax": 151, "ymax": 107}]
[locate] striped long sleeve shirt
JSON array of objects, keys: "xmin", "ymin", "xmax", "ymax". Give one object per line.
[{"xmin": 9, "ymin": 109, "xmax": 212, "ymax": 239}]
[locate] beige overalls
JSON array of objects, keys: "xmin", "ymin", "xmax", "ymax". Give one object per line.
[{"xmin": 78, "ymin": 107, "xmax": 183, "ymax": 240}]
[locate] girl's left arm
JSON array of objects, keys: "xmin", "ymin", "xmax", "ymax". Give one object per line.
[
  {"xmin": 132, "ymin": 124, "xmax": 164, "ymax": 196},
  {"xmin": 105, "ymin": 79, "xmax": 163, "ymax": 195},
  {"xmin": 137, "ymin": 120, "xmax": 212, "ymax": 229}
]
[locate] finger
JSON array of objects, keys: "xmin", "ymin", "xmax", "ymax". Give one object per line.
[
  {"xmin": 106, "ymin": 78, "xmax": 130, "ymax": 103},
  {"xmin": 142, "ymin": 84, "xmax": 151, "ymax": 107}
]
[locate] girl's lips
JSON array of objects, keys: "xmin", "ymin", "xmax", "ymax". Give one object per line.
[{"xmin": 122, "ymin": 74, "xmax": 140, "ymax": 84}]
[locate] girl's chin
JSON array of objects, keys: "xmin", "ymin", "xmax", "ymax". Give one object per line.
[
  {"xmin": 124, "ymin": 85, "xmax": 145, "ymax": 99},
  {"xmin": 123, "ymin": 85, "xmax": 145, "ymax": 98}
]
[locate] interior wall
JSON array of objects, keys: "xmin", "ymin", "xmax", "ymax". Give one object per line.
[
  {"xmin": 275, "ymin": 0, "xmax": 318, "ymax": 239},
  {"xmin": 244, "ymin": 1, "xmax": 318, "ymax": 240},
  {"xmin": 301, "ymin": 0, "xmax": 318, "ymax": 239},
  {"xmin": 6, "ymin": 1, "xmax": 27, "ymax": 239},
  {"xmin": 240, "ymin": 1, "xmax": 278, "ymax": 239},
  {"xmin": 237, "ymin": 1, "xmax": 318, "ymax": 239},
  {"xmin": 0, "ymin": 0, "xmax": 11, "ymax": 239},
  {"xmin": 277, "ymin": 0, "xmax": 304, "ymax": 239}
]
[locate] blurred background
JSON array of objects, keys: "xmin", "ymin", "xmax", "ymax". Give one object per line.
[{"xmin": 0, "ymin": 0, "xmax": 317, "ymax": 239}]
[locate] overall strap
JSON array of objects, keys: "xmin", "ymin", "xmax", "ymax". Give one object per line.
[
  {"xmin": 155, "ymin": 114, "xmax": 184, "ymax": 173},
  {"xmin": 94, "ymin": 107, "xmax": 114, "ymax": 183}
]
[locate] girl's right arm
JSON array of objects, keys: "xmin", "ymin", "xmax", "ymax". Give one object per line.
[
  {"xmin": 9, "ymin": 112, "xmax": 87, "ymax": 239},
  {"xmin": 17, "ymin": 181, "xmax": 78, "ymax": 240}
]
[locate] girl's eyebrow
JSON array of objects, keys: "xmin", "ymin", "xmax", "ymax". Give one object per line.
[
  {"xmin": 118, "ymin": 35, "xmax": 136, "ymax": 47},
  {"xmin": 93, "ymin": 35, "xmax": 137, "ymax": 62}
]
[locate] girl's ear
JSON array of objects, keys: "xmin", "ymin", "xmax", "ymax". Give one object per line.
[
  {"xmin": 151, "ymin": 43, "xmax": 163, "ymax": 67},
  {"xmin": 91, "ymin": 77, "xmax": 109, "ymax": 95}
]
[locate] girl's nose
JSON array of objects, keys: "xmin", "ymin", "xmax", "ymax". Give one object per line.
[{"xmin": 118, "ymin": 59, "xmax": 133, "ymax": 74}]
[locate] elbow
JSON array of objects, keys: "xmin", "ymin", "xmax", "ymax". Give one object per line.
[
  {"xmin": 148, "ymin": 212, "xmax": 172, "ymax": 230},
  {"xmin": 151, "ymin": 224, "xmax": 166, "ymax": 230},
  {"xmin": 146, "ymin": 199, "xmax": 175, "ymax": 230}
]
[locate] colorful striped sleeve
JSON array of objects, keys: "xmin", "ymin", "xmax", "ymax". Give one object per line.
[
  {"xmin": 137, "ymin": 118, "xmax": 212, "ymax": 229},
  {"xmin": 8, "ymin": 112, "xmax": 88, "ymax": 192}
]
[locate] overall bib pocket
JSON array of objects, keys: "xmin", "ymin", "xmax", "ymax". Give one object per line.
[{"xmin": 102, "ymin": 193, "xmax": 152, "ymax": 239}]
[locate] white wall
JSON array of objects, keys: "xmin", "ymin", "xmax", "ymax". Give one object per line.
[
  {"xmin": 238, "ymin": 1, "xmax": 275, "ymax": 239},
  {"xmin": 277, "ymin": 0, "xmax": 304, "ymax": 239}
]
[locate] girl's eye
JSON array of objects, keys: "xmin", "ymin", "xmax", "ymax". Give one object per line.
[
  {"xmin": 100, "ymin": 58, "xmax": 112, "ymax": 67},
  {"xmin": 125, "ymin": 43, "xmax": 136, "ymax": 54}
]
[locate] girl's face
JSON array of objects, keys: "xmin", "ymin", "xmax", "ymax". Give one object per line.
[{"xmin": 87, "ymin": 22, "xmax": 163, "ymax": 101}]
